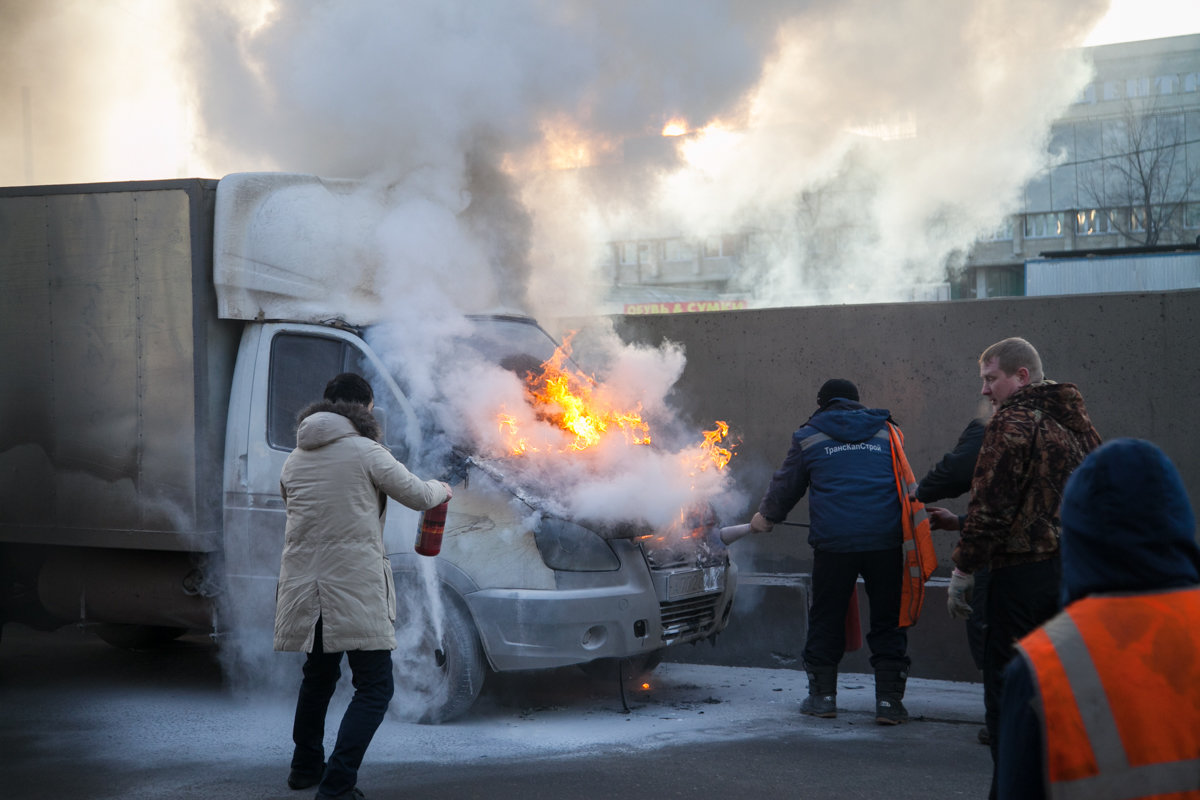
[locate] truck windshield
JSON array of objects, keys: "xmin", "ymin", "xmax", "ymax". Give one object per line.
[{"xmin": 460, "ymin": 315, "xmax": 562, "ymax": 376}]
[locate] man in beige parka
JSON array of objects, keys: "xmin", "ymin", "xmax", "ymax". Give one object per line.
[{"xmin": 275, "ymin": 372, "xmax": 451, "ymax": 800}]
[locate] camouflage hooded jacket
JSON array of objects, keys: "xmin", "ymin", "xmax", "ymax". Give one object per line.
[{"xmin": 955, "ymin": 381, "xmax": 1101, "ymax": 573}]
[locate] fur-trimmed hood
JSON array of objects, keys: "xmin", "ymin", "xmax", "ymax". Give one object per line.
[{"xmin": 295, "ymin": 401, "xmax": 382, "ymax": 449}]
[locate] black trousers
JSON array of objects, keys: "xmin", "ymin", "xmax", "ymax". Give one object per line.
[
  {"xmin": 966, "ymin": 567, "xmax": 991, "ymax": 671},
  {"xmin": 803, "ymin": 547, "xmax": 910, "ymax": 671},
  {"xmin": 291, "ymin": 617, "xmax": 395, "ymax": 798},
  {"xmin": 983, "ymin": 556, "xmax": 1060, "ymax": 800}
]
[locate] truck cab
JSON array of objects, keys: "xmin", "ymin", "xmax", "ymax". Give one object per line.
[
  {"xmin": 221, "ymin": 312, "xmax": 737, "ymax": 722},
  {"xmin": 212, "ymin": 171, "xmax": 736, "ymax": 722}
]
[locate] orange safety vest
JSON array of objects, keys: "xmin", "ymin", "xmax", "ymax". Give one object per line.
[
  {"xmin": 1016, "ymin": 587, "xmax": 1200, "ymax": 800},
  {"xmin": 886, "ymin": 422, "xmax": 937, "ymax": 628}
]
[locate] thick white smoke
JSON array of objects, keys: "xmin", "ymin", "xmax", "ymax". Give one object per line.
[
  {"xmin": 164, "ymin": 0, "xmax": 1103, "ymax": 513},
  {"xmin": 653, "ymin": 1, "xmax": 1106, "ymax": 301},
  {"xmin": 2, "ymin": 0, "xmax": 1107, "ymax": 312}
]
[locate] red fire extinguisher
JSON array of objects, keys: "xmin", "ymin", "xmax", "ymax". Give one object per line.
[
  {"xmin": 415, "ymin": 501, "xmax": 449, "ymax": 557},
  {"xmin": 844, "ymin": 590, "xmax": 863, "ymax": 652}
]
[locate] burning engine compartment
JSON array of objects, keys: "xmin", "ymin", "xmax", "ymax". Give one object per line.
[
  {"xmin": 434, "ymin": 315, "xmax": 739, "ymax": 572},
  {"xmin": 371, "ymin": 312, "xmax": 742, "ymax": 721}
]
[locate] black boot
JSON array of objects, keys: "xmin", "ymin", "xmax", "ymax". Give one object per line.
[
  {"xmin": 800, "ymin": 665, "xmax": 837, "ymax": 718},
  {"xmin": 874, "ymin": 667, "xmax": 909, "ymax": 725}
]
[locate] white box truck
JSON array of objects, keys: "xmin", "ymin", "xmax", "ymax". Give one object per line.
[{"xmin": 0, "ymin": 174, "xmax": 737, "ymax": 722}]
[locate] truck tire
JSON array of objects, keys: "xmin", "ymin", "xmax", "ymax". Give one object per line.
[
  {"xmin": 391, "ymin": 584, "xmax": 487, "ymax": 725},
  {"xmin": 94, "ymin": 624, "xmax": 187, "ymax": 650}
]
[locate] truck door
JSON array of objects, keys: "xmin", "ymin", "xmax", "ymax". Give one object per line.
[{"xmin": 221, "ymin": 323, "xmax": 421, "ymax": 645}]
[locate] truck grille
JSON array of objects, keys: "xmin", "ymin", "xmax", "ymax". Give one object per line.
[{"xmin": 659, "ymin": 592, "xmax": 721, "ymax": 643}]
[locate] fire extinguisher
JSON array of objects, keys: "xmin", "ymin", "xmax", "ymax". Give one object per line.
[{"xmin": 415, "ymin": 501, "xmax": 449, "ymax": 557}]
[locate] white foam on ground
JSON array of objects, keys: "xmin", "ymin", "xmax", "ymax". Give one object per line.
[{"xmin": 6, "ymin": 629, "xmax": 983, "ymax": 770}]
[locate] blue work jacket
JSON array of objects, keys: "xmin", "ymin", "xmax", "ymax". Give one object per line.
[{"xmin": 758, "ymin": 399, "xmax": 902, "ymax": 552}]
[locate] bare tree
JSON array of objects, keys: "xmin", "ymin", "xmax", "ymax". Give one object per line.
[{"xmin": 1079, "ymin": 100, "xmax": 1198, "ymax": 246}]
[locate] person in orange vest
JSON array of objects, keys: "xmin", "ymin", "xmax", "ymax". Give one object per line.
[
  {"xmin": 751, "ymin": 378, "xmax": 934, "ymax": 725},
  {"xmin": 997, "ymin": 438, "xmax": 1200, "ymax": 800}
]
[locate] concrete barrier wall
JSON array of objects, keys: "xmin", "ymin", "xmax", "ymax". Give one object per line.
[{"xmin": 605, "ymin": 289, "xmax": 1199, "ymax": 681}]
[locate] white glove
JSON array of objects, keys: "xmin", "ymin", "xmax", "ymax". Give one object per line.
[{"xmin": 947, "ymin": 569, "xmax": 975, "ymax": 620}]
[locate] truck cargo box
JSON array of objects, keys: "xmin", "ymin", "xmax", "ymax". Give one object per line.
[{"xmin": 0, "ymin": 180, "xmax": 239, "ymax": 553}]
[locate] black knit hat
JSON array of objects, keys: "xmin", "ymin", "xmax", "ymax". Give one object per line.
[
  {"xmin": 817, "ymin": 378, "xmax": 859, "ymax": 409},
  {"xmin": 324, "ymin": 372, "xmax": 374, "ymax": 406}
]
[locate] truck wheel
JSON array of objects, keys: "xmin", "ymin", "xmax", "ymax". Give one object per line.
[
  {"xmin": 391, "ymin": 586, "xmax": 487, "ymax": 725},
  {"xmin": 94, "ymin": 624, "xmax": 187, "ymax": 649}
]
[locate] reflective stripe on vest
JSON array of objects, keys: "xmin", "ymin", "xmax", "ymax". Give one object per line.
[{"xmin": 1017, "ymin": 588, "xmax": 1200, "ymax": 800}]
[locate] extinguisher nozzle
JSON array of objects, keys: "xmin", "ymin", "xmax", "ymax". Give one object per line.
[{"xmin": 719, "ymin": 523, "xmax": 753, "ymax": 545}]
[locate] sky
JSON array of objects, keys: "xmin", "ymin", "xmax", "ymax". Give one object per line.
[
  {"xmin": 4, "ymin": 0, "xmax": 1193, "ymax": 184},
  {"xmin": 1083, "ymin": 0, "xmax": 1200, "ymax": 45}
]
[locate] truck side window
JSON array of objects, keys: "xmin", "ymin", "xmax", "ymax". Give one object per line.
[
  {"xmin": 267, "ymin": 333, "xmax": 410, "ymax": 460},
  {"xmin": 268, "ymin": 334, "xmax": 348, "ymax": 450},
  {"xmin": 345, "ymin": 350, "xmax": 412, "ymax": 464}
]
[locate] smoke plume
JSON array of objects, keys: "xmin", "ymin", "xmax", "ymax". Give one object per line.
[{"xmin": 2, "ymin": 0, "xmax": 1106, "ymax": 311}]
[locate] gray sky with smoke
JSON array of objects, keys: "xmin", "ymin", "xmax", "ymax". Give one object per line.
[
  {"xmin": 0, "ymin": 0, "xmax": 1117, "ymax": 548},
  {"xmin": 2, "ymin": 0, "xmax": 1114, "ymax": 314}
]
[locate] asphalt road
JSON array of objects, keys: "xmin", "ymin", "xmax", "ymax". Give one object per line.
[{"xmin": 1, "ymin": 624, "xmax": 993, "ymax": 800}]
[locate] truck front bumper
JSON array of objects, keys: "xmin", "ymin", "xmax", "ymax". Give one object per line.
[{"xmin": 465, "ymin": 540, "xmax": 737, "ymax": 672}]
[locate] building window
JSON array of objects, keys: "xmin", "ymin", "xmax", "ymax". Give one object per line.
[
  {"xmin": 1077, "ymin": 209, "xmax": 1111, "ymax": 235},
  {"xmin": 1184, "ymin": 203, "xmax": 1200, "ymax": 230},
  {"xmin": 1024, "ymin": 212, "xmax": 1064, "ymax": 239},
  {"xmin": 1125, "ymin": 77, "xmax": 1151, "ymax": 98},
  {"xmin": 618, "ymin": 242, "xmax": 638, "ymax": 266},
  {"xmin": 984, "ymin": 217, "xmax": 1014, "ymax": 241},
  {"xmin": 1121, "ymin": 207, "xmax": 1147, "ymax": 233},
  {"xmin": 663, "ymin": 238, "xmax": 695, "ymax": 263},
  {"xmin": 638, "ymin": 242, "xmax": 653, "ymax": 265}
]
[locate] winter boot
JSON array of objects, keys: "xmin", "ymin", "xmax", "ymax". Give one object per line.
[
  {"xmin": 800, "ymin": 665, "xmax": 838, "ymax": 718},
  {"xmin": 874, "ymin": 667, "xmax": 909, "ymax": 725}
]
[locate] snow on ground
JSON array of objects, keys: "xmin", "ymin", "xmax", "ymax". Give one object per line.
[
  {"xmin": 6, "ymin": 620, "xmax": 984, "ymax": 773},
  {"xmin": 386, "ymin": 663, "xmax": 986, "ymax": 761}
]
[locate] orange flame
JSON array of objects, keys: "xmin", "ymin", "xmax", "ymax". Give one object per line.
[
  {"xmin": 497, "ymin": 413, "xmax": 530, "ymax": 455},
  {"xmin": 696, "ymin": 420, "xmax": 734, "ymax": 471},
  {"xmin": 499, "ymin": 334, "xmax": 650, "ymax": 454},
  {"xmin": 495, "ymin": 336, "xmax": 738, "ymax": 510}
]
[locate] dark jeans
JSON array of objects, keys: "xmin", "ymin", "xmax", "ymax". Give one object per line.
[
  {"xmin": 983, "ymin": 557, "xmax": 1060, "ymax": 800},
  {"xmin": 291, "ymin": 617, "xmax": 395, "ymax": 798},
  {"xmin": 965, "ymin": 567, "xmax": 990, "ymax": 671},
  {"xmin": 803, "ymin": 547, "xmax": 909, "ymax": 671}
]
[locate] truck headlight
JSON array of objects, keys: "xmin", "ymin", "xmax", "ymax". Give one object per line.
[{"xmin": 534, "ymin": 518, "xmax": 620, "ymax": 572}]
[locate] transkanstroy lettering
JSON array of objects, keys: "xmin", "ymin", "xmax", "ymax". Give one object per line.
[{"xmin": 824, "ymin": 442, "xmax": 883, "ymax": 455}]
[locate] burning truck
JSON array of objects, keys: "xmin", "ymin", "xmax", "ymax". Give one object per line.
[
  {"xmin": 383, "ymin": 314, "xmax": 740, "ymax": 721},
  {"xmin": 0, "ymin": 173, "xmax": 739, "ymax": 723}
]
